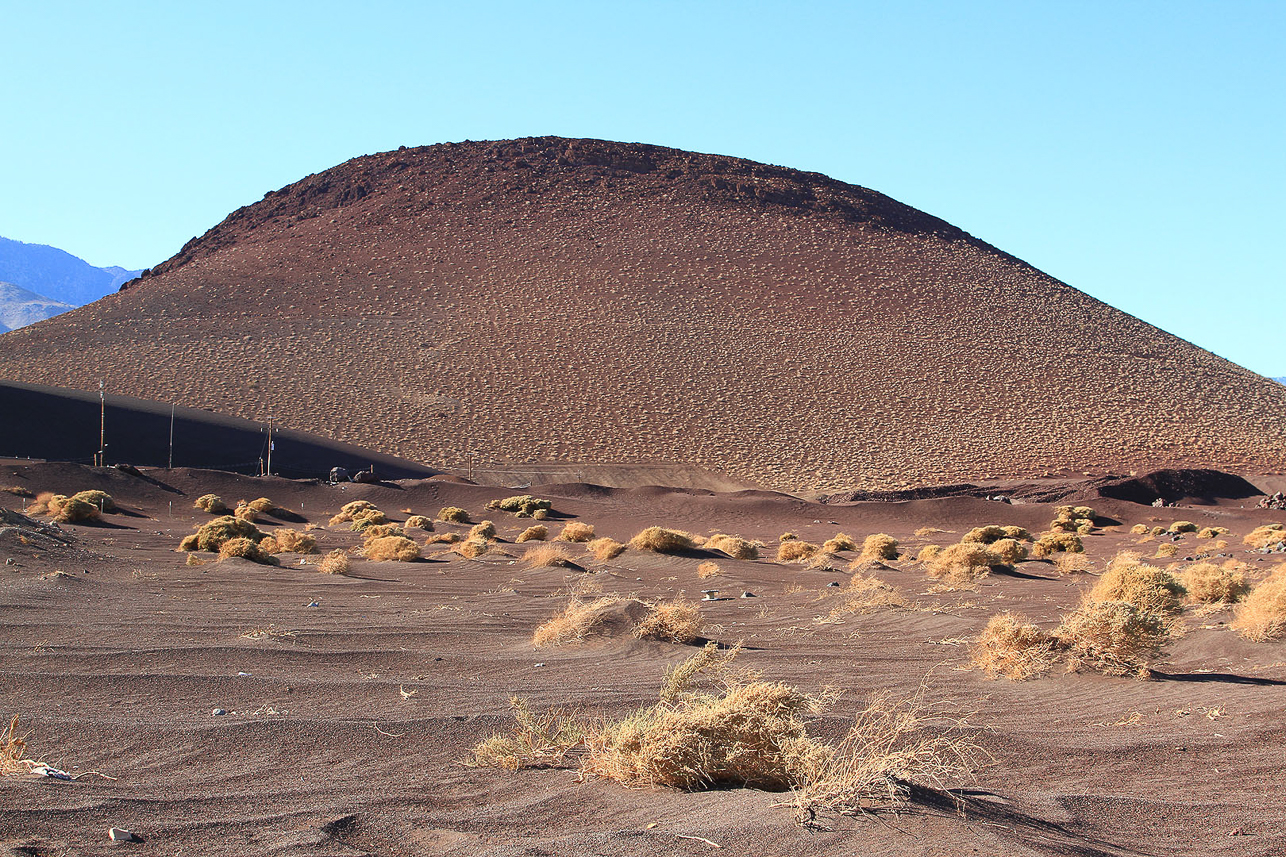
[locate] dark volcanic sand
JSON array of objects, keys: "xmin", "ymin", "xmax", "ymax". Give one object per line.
[{"xmin": 1, "ymin": 463, "xmax": 1284, "ymax": 856}]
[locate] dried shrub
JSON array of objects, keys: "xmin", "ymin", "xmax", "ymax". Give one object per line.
[
  {"xmin": 1054, "ymin": 552, "xmax": 1093, "ymax": 576},
  {"xmin": 821, "ymin": 533, "xmax": 858, "ymax": 553},
  {"xmin": 218, "ymin": 536, "xmax": 277, "ymax": 565},
  {"xmin": 0, "ymin": 485, "xmax": 33, "ymax": 498},
  {"xmin": 425, "ymin": 532, "xmax": 462, "ymax": 546},
  {"xmin": 1244, "ymin": 524, "xmax": 1286, "ymax": 550},
  {"xmin": 777, "ymin": 540, "xmax": 820, "ymax": 563},
  {"xmin": 927, "ymin": 543, "xmax": 1005, "ymax": 586},
  {"xmin": 961, "ymin": 526, "xmax": 1007, "ymax": 544},
  {"xmin": 515, "ymin": 525, "xmax": 548, "ymax": 543},
  {"xmin": 587, "ymin": 537, "xmax": 626, "ymax": 561},
  {"xmin": 1180, "ymin": 562, "xmax": 1249, "ymax": 604},
  {"xmin": 521, "ymin": 543, "xmax": 575, "ymax": 569},
  {"xmin": 319, "ymin": 549, "xmax": 350, "ymax": 575},
  {"xmin": 556, "ymin": 522, "xmax": 596, "ymax": 543},
  {"xmin": 971, "ymin": 613, "xmax": 1059, "ymax": 680},
  {"xmin": 178, "ymin": 534, "xmax": 199, "ymax": 552},
  {"xmin": 247, "ymin": 497, "xmax": 276, "ymax": 513},
  {"xmin": 453, "ymin": 537, "xmax": 490, "ymax": 559},
  {"xmin": 2, "ymin": 714, "xmax": 32, "ymax": 775},
  {"xmin": 858, "ymin": 533, "xmax": 899, "ymax": 562},
  {"xmin": 1031, "ymin": 532, "xmax": 1084, "ymax": 558},
  {"xmin": 707, "ymin": 533, "xmax": 760, "ymax": 559},
  {"xmin": 779, "ymin": 532, "xmax": 798, "ymax": 542},
  {"xmin": 1231, "ymin": 567, "xmax": 1286, "ymax": 641},
  {"xmin": 824, "ymin": 575, "xmax": 910, "ymax": 618},
  {"xmin": 1168, "ymin": 521, "xmax": 1197, "ymax": 534},
  {"xmin": 989, "ymin": 538, "xmax": 1029, "ymax": 564},
  {"xmin": 914, "ymin": 527, "xmax": 946, "ymax": 537},
  {"xmin": 349, "ymin": 509, "xmax": 390, "ymax": 532},
  {"xmin": 697, "ymin": 561, "xmax": 722, "ymax": 578},
  {"xmin": 1129, "ymin": 524, "xmax": 1149, "ymax": 535},
  {"xmin": 629, "ymin": 526, "xmax": 695, "ymax": 554},
  {"xmin": 70, "ymin": 490, "xmax": 115, "ymax": 512},
  {"xmin": 1057, "ymin": 600, "xmax": 1169, "ymax": 676},
  {"xmin": 916, "ymin": 545, "xmax": 942, "ymax": 563},
  {"xmin": 1154, "ymin": 543, "xmax": 1179, "ymax": 558},
  {"xmin": 365, "ymin": 535, "xmax": 421, "ymax": 562},
  {"xmin": 186, "ymin": 515, "xmax": 265, "ymax": 552},
  {"xmin": 438, "ymin": 506, "xmax": 470, "ymax": 524},
  {"xmin": 329, "ymin": 500, "xmax": 378, "ymax": 526},
  {"xmin": 233, "ymin": 504, "xmax": 259, "ymax": 522},
  {"xmin": 360, "ymin": 523, "xmax": 404, "ymax": 542},
  {"xmin": 267, "ymin": 528, "xmax": 315, "ymax": 554},
  {"xmin": 634, "ymin": 600, "xmax": 702, "ymax": 643},
  {"xmin": 1196, "ymin": 526, "xmax": 1229, "ymax": 539},
  {"xmin": 1089, "ymin": 553, "xmax": 1186, "ymax": 619},
  {"xmin": 532, "ymin": 596, "xmax": 627, "ymax": 647},
  {"xmin": 467, "ymin": 520, "xmax": 497, "ymax": 541},
  {"xmin": 468, "ymin": 697, "xmax": 588, "ymax": 770},
  {"xmin": 404, "ymin": 515, "xmax": 434, "ymax": 531},
  {"xmin": 194, "ymin": 494, "xmax": 228, "ymax": 514},
  {"xmin": 486, "ymin": 495, "xmax": 553, "ymax": 517}
]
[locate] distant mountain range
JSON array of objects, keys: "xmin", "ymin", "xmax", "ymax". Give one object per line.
[{"xmin": 0, "ymin": 235, "xmax": 142, "ymax": 331}]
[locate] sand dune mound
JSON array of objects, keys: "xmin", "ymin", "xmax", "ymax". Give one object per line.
[{"xmin": 2, "ymin": 137, "xmax": 1283, "ymax": 490}]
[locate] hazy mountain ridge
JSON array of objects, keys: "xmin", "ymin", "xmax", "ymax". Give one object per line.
[
  {"xmin": 0, "ymin": 235, "xmax": 142, "ymax": 308},
  {"xmin": 0, "ymin": 281, "xmax": 75, "ymax": 332}
]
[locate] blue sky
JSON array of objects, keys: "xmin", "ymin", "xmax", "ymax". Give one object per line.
[{"xmin": 2, "ymin": 1, "xmax": 1282, "ymax": 374}]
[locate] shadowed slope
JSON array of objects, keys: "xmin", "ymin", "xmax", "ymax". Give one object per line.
[{"xmin": 1, "ymin": 137, "xmax": 1282, "ymax": 490}]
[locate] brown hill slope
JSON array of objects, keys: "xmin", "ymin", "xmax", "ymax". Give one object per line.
[{"xmin": 1, "ymin": 137, "xmax": 1282, "ymax": 490}]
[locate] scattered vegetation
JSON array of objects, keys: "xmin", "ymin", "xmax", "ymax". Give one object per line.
[
  {"xmin": 194, "ymin": 493, "xmax": 228, "ymax": 514},
  {"xmin": 329, "ymin": 500, "xmax": 377, "ymax": 526},
  {"xmin": 515, "ymin": 525, "xmax": 548, "ymax": 543},
  {"xmin": 0, "ymin": 485, "xmax": 33, "ymax": 498},
  {"xmin": 218, "ymin": 536, "xmax": 277, "ymax": 565},
  {"xmin": 404, "ymin": 515, "xmax": 434, "ymax": 530},
  {"xmin": 821, "ymin": 533, "xmax": 858, "ymax": 554},
  {"xmin": 707, "ymin": 533, "xmax": 760, "ymax": 559},
  {"xmin": 926, "ymin": 543, "xmax": 1006, "ymax": 586},
  {"xmin": 776, "ymin": 540, "xmax": 820, "ymax": 563},
  {"xmin": 971, "ymin": 613, "xmax": 1060, "ymax": 680},
  {"xmin": 1089, "ymin": 553, "xmax": 1186, "ymax": 621},
  {"xmin": 779, "ymin": 532, "xmax": 798, "ymax": 542},
  {"xmin": 1231, "ymin": 566, "xmax": 1286, "ymax": 641},
  {"xmin": 425, "ymin": 532, "xmax": 462, "ymax": 546},
  {"xmin": 349, "ymin": 509, "xmax": 390, "ymax": 532},
  {"xmin": 1031, "ymin": 532, "xmax": 1084, "ymax": 557},
  {"xmin": 1049, "ymin": 505, "xmax": 1096, "ymax": 534},
  {"xmin": 1179, "ymin": 561, "xmax": 1249, "ymax": 605},
  {"xmin": 988, "ymin": 538, "xmax": 1029, "ymax": 564},
  {"xmin": 697, "ymin": 561, "xmax": 722, "ymax": 578},
  {"xmin": 453, "ymin": 537, "xmax": 491, "ymax": 559},
  {"xmin": 467, "ymin": 520, "xmax": 497, "ymax": 541},
  {"xmin": 521, "ymin": 543, "xmax": 575, "ymax": 569},
  {"xmin": 469, "ymin": 698, "xmax": 589, "ymax": 771},
  {"xmin": 1196, "ymin": 526, "xmax": 1229, "ymax": 540},
  {"xmin": 629, "ymin": 526, "xmax": 695, "ymax": 554},
  {"xmin": 1168, "ymin": 521, "xmax": 1198, "ymax": 534},
  {"xmin": 1244, "ymin": 524, "xmax": 1286, "ymax": 550},
  {"xmin": 2, "ymin": 714, "xmax": 33, "ymax": 776},
  {"xmin": 586, "ymin": 537, "xmax": 626, "ymax": 561},
  {"xmin": 319, "ymin": 549, "xmax": 350, "ymax": 575},
  {"xmin": 532, "ymin": 596, "xmax": 627, "ymax": 647},
  {"xmin": 438, "ymin": 506, "xmax": 470, "ymax": 524},
  {"xmin": 270, "ymin": 528, "xmax": 316, "ymax": 554},
  {"xmin": 962, "ymin": 525, "xmax": 1031, "ymax": 544},
  {"xmin": 556, "ymin": 522, "xmax": 596, "ymax": 543},
  {"xmin": 183, "ymin": 515, "xmax": 265, "ymax": 552},
  {"xmin": 486, "ymin": 495, "xmax": 553, "ymax": 517},
  {"xmin": 1057, "ymin": 600, "xmax": 1169, "ymax": 677},
  {"xmin": 634, "ymin": 600, "xmax": 702, "ymax": 643},
  {"xmin": 365, "ymin": 535, "xmax": 421, "ymax": 562},
  {"xmin": 858, "ymin": 533, "xmax": 900, "ymax": 563}
]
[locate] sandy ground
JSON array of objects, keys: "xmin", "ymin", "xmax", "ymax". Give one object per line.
[{"xmin": 1, "ymin": 462, "xmax": 1284, "ymax": 856}]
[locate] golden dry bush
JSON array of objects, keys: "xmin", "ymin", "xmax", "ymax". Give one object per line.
[
  {"xmin": 707, "ymin": 533, "xmax": 760, "ymax": 559},
  {"xmin": 821, "ymin": 533, "xmax": 858, "ymax": 553},
  {"xmin": 634, "ymin": 600, "xmax": 702, "ymax": 643},
  {"xmin": 1168, "ymin": 521, "xmax": 1198, "ymax": 534},
  {"xmin": 329, "ymin": 500, "xmax": 377, "ymax": 526},
  {"xmin": 515, "ymin": 525, "xmax": 548, "ymax": 543},
  {"xmin": 961, "ymin": 526, "xmax": 1006, "ymax": 544},
  {"xmin": 218, "ymin": 536, "xmax": 277, "ymax": 565},
  {"xmin": 1057, "ymin": 600, "xmax": 1169, "ymax": 676},
  {"xmin": 1089, "ymin": 553, "xmax": 1186, "ymax": 619},
  {"xmin": 1244, "ymin": 524, "xmax": 1286, "ymax": 550},
  {"xmin": 926, "ymin": 543, "xmax": 1005, "ymax": 586},
  {"xmin": 453, "ymin": 537, "xmax": 490, "ymax": 559},
  {"xmin": 1149, "ymin": 526, "xmax": 1167, "ymax": 536},
  {"xmin": 1154, "ymin": 543, "xmax": 1179, "ymax": 558},
  {"xmin": 776, "ymin": 540, "xmax": 820, "ymax": 563},
  {"xmin": 258, "ymin": 536, "xmax": 280, "ymax": 554},
  {"xmin": 916, "ymin": 545, "xmax": 942, "ymax": 563},
  {"xmin": 233, "ymin": 504, "xmax": 259, "ymax": 523},
  {"xmin": 914, "ymin": 527, "xmax": 946, "ymax": 537},
  {"xmin": 1231, "ymin": 567, "xmax": 1286, "ymax": 642},
  {"xmin": 0, "ymin": 485, "xmax": 33, "ymax": 497},
  {"xmin": 437, "ymin": 506, "xmax": 470, "ymax": 524},
  {"xmin": 989, "ymin": 538, "xmax": 1029, "ymax": 564},
  {"xmin": 365, "ymin": 535, "xmax": 421, "ymax": 562},
  {"xmin": 468, "ymin": 697, "xmax": 588, "ymax": 771},
  {"xmin": 1196, "ymin": 526, "xmax": 1229, "ymax": 539},
  {"xmin": 269, "ymin": 528, "xmax": 315, "ymax": 554},
  {"xmin": 360, "ymin": 523, "xmax": 404, "ymax": 542},
  {"xmin": 697, "ymin": 561, "xmax": 722, "ymax": 578},
  {"xmin": 1053, "ymin": 552, "xmax": 1093, "ymax": 576},
  {"xmin": 1031, "ymin": 532, "xmax": 1084, "ymax": 558},
  {"xmin": 194, "ymin": 493, "xmax": 227, "ymax": 514},
  {"xmin": 824, "ymin": 575, "xmax": 910, "ymax": 619},
  {"xmin": 971, "ymin": 613, "xmax": 1059, "ymax": 680},
  {"xmin": 184, "ymin": 515, "xmax": 264, "ymax": 552},
  {"xmin": 521, "ymin": 543, "xmax": 575, "ymax": 569},
  {"xmin": 531, "ymin": 597, "xmax": 627, "ymax": 647},
  {"xmin": 1049, "ymin": 505, "xmax": 1095, "ymax": 535},
  {"xmin": 178, "ymin": 534, "xmax": 199, "ymax": 552},
  {"xmin": 349, "ymin": 509, "xmax": 390, "ymax": 532},
  {"xmin": 556, "ymin": 522, "xmax": 596, "ymax": 543},
  {"xmin": 779, "ymin": 532, "xmax": 797, "ymax": 542},
  {"xmin": 1130, "ymin": 523, "xmax": 1149, "ymax": 535},
  {"xmin": 629, "ymin": 526, "xmax": 695, "ymax": 554},
  {"xmin": 247, "ymin": 497, "xmax": 276, "ymax": 513},
  {"xmin": 858, "ymin": 533, "xmax": 899, "ymax": 562},
  {"xmin": 2, "ymin": 714, "xmax": 32, "ymax": 776},
  {"xmin": 467, "ymin": 520, "xmax": 497, "ymax": 541},
  {"xmin": 69, "ymin": 490, "xmax": 115, "ymax": 513},
  {"xmin": 1179, "ymin": 562, "xmax": 1249, "ymax": 605},
  {"xmin": 319, "ymin": 549, "xmax": 350, "ymax": 575},
  {"xmin": 807, "ymin": 551, "xmax": 844, "ymax": 572},
  {"xmin": 425, "ymin": 532, "xmax": 462, "ymax": 546},
  {"xmin": 486, "ymin": 495, "xmax": 552, "ymax": 517},
  {"xmin": 40, "ymin": 493, "xmax": 101, "ymax": 523},
  {"xmin": 403, "ymin": 515, "xmax": 434, "ymax": 531},
  {"xmin": 586, "ymin": 537, "xmax": 625, "ymax": 561}
]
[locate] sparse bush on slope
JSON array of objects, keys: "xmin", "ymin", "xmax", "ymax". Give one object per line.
[
  {"xmin": 487, "ymin": 495, "xmax": 553, "ymax": 517},
  {"xmin": 629, "ymin": 526, "xmax": 694, "ymax": 554},
  {"xmin": 1231, "ymin": 567, "xmax": 1286, "ymax": 641}
]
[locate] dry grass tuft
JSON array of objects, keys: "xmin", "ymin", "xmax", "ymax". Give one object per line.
[
  {"xmin": 0, "ymin": 485, "xmax": 33, "ymax": 498},
  {"xmin": 218, "ymin": 536, "xmax": 277, "ymax": 565},
  {"xmin": 1130, "ymin": 523, "xmax": 1149, "ymax": 535},
  {"xmin": 1057, "ymin": 600, "xmax": 1169, "ymax": 676},
  {"xmin": 697, "ymin": 561, "xmax": 722, "ymax": 578},
  {"xmin": 823, "ymin": 575, "xmax": 910, "ymax": 619},
  {"xmin": 349, "ymin": 509, "xmax": 390, "ymax": 532},
  {"xmin": 194, "ymin": 493, "xmax": 227, "ymax": 514},
  {"xmin": 926, "ymin": 543, "xmax": 1005, "ymax": 586},
  {"xmin": 467, "ymin": 520, "xmax": 497, "ymax": 541},
  {"xmin": 247, "ymin": 497, "xmax": 276, "ymax": 514},
  {"xmin": 437, "ymin": 506, "xmax": 470, "ymax": 524},
  {"xmin": 468, "ymin": 697, "xmax": 588, "ymax": 770},
  {"xmin": 1154, "ymin": 543, "xmax": 1179, "ymax": 558},
  {"xmin": 1196, "ymin": 526, "xmax": 1229, "ymax": 539},
  {"xmin": 779, "ymin": 532, "xmax": 797, "ymax": 542},
  {"xmin": 916, "ymin": 545, "xmax": 942, "ymax": 563},
  {"xmin": 707, "ymin": 533, "xmax": 761, "ymax": 559},
  {"xmin": 1180, "ymin": 562, "xmax": 1249, "ymax": 604},
  {"xmin": 586, "ymin": 537, "xmax": 626, "ymax": 561},
  {"xmin": 1090, "ymin": 553, "xmax": 1186, "ymax": 619},
  {"xmin": 971, "ymin": 613, "xmax": 1059, "ymax": 680},
  {"xmin": 329, "ymin": 500, "xmax": 377, "ymax": 526},
  {"xmin": 634, "ymin": 600, "xmax": 702, "ymax": 643},
  {"xmin": 1244, "ymin": 524, "xmax": 1286, "ymax": 550},
  {"xmin": 2, "ymin": 714, "xmax": 33, "ymax": 776},
  {"xmin": 858, "ymin": 533, "xmax": 900, "ymax": 562},
  {"xmin": 453, "ymin": 537, "xmax": 491, "ymax": 559},
  {"xmin": 1054, "ymin": 552, "xmax": 1093, "ymax": 576},
  {"xmin": 319, "ymin": 549, "xmax": 350, "ymax": 575},
  {"xmin": 403, "ymin": 515, "xmax": 434, "ymax": 531},
  {"xmin": 364, "ymin": 535, "xmax": 421, "ymax": 562},
  {"xmin": 1231, "ymin": 567, "xmax": 1286, "ymax": 641},
  {"xmin": 233, "ymin": 504, "xmax": 259, "ymax": 523},
  {"xmin": 1050, "ymin": 505, "xmax": 1096, "ymax": 534},
  {"xmin": 360, "ymin": 523, "xmax": 405, "ymax": 542},
  {"xmin": 184, "ymin": 515, "xmax": 265, "ymax": 552},
  {"xmin": 777, "ymin": 540, "xmax": 820, "ymax": 563},
  {"xmin": 1031, "ymin": 532, "xmax": 1084, "ymax": 558},
  {"xmin": 521, "ymin": 543, "xmax": 575, "ymax": 569},
  {"xmin": 271, "ymin": 528, "xmax": 317, "ymax": 554},
  {"xmin": 424, "ymin": 532, "xmax": 462, "ymax": 546},
  {"xmin": 629, "ymin": 526, "xmax": 695, "ymax": 554},
  {"xmin": 486, "ymin": 495, "xmax": 553, "ymax": 517},
  {"xmin": 532, "ymin": 596, "xmax": 627, "ymax": 647},
  {"xmin": 914, "ymin": 527, "xmax": 946, "ymax": 537},
  {"xmin": 515, "ymin": 525, "xmax": 548, "ymax": 543},
  {"xmin": 989, "ymin": 538, "xmax": 1029, "ymax": 564},
  {"xmin": 37, "ymin": 493, "xmax": 103, "ymax": 523},
  {"xmin": 1168, "ymin": 521, "xmax": 1197, "ymax": 534},
  {"xmin": 821, "ymin": 533, "xmax": 858, "ymax": 553},
  {"xmin": 556, "ymin": 521, "xmax": 596, "ymax": 543}
]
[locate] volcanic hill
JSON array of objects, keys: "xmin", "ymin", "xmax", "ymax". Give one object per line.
[{"xmin": 1, "ymin": 137, "xmax": 1282, "ymax": 491}]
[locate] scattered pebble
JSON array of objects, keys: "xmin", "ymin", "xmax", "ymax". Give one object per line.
[
  {"xmin": 826, "ymin": 581, "xmax": 840, "ymax": 587},
  {"xmin": 212, "ymin": 708, "xmax": 226, "ymax": 716},
  {"xmin": 740, "ymin": 591, "xmax": 756, "ymax": 598},
  {"xmin": 108, "ymin": 827, "xmax": 141, "ymax": 843}
]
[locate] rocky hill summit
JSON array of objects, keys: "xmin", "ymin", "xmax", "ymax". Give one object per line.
[{"xmin": 0, "ymin": 137, "xmax": 1282, "ymax": 490}]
